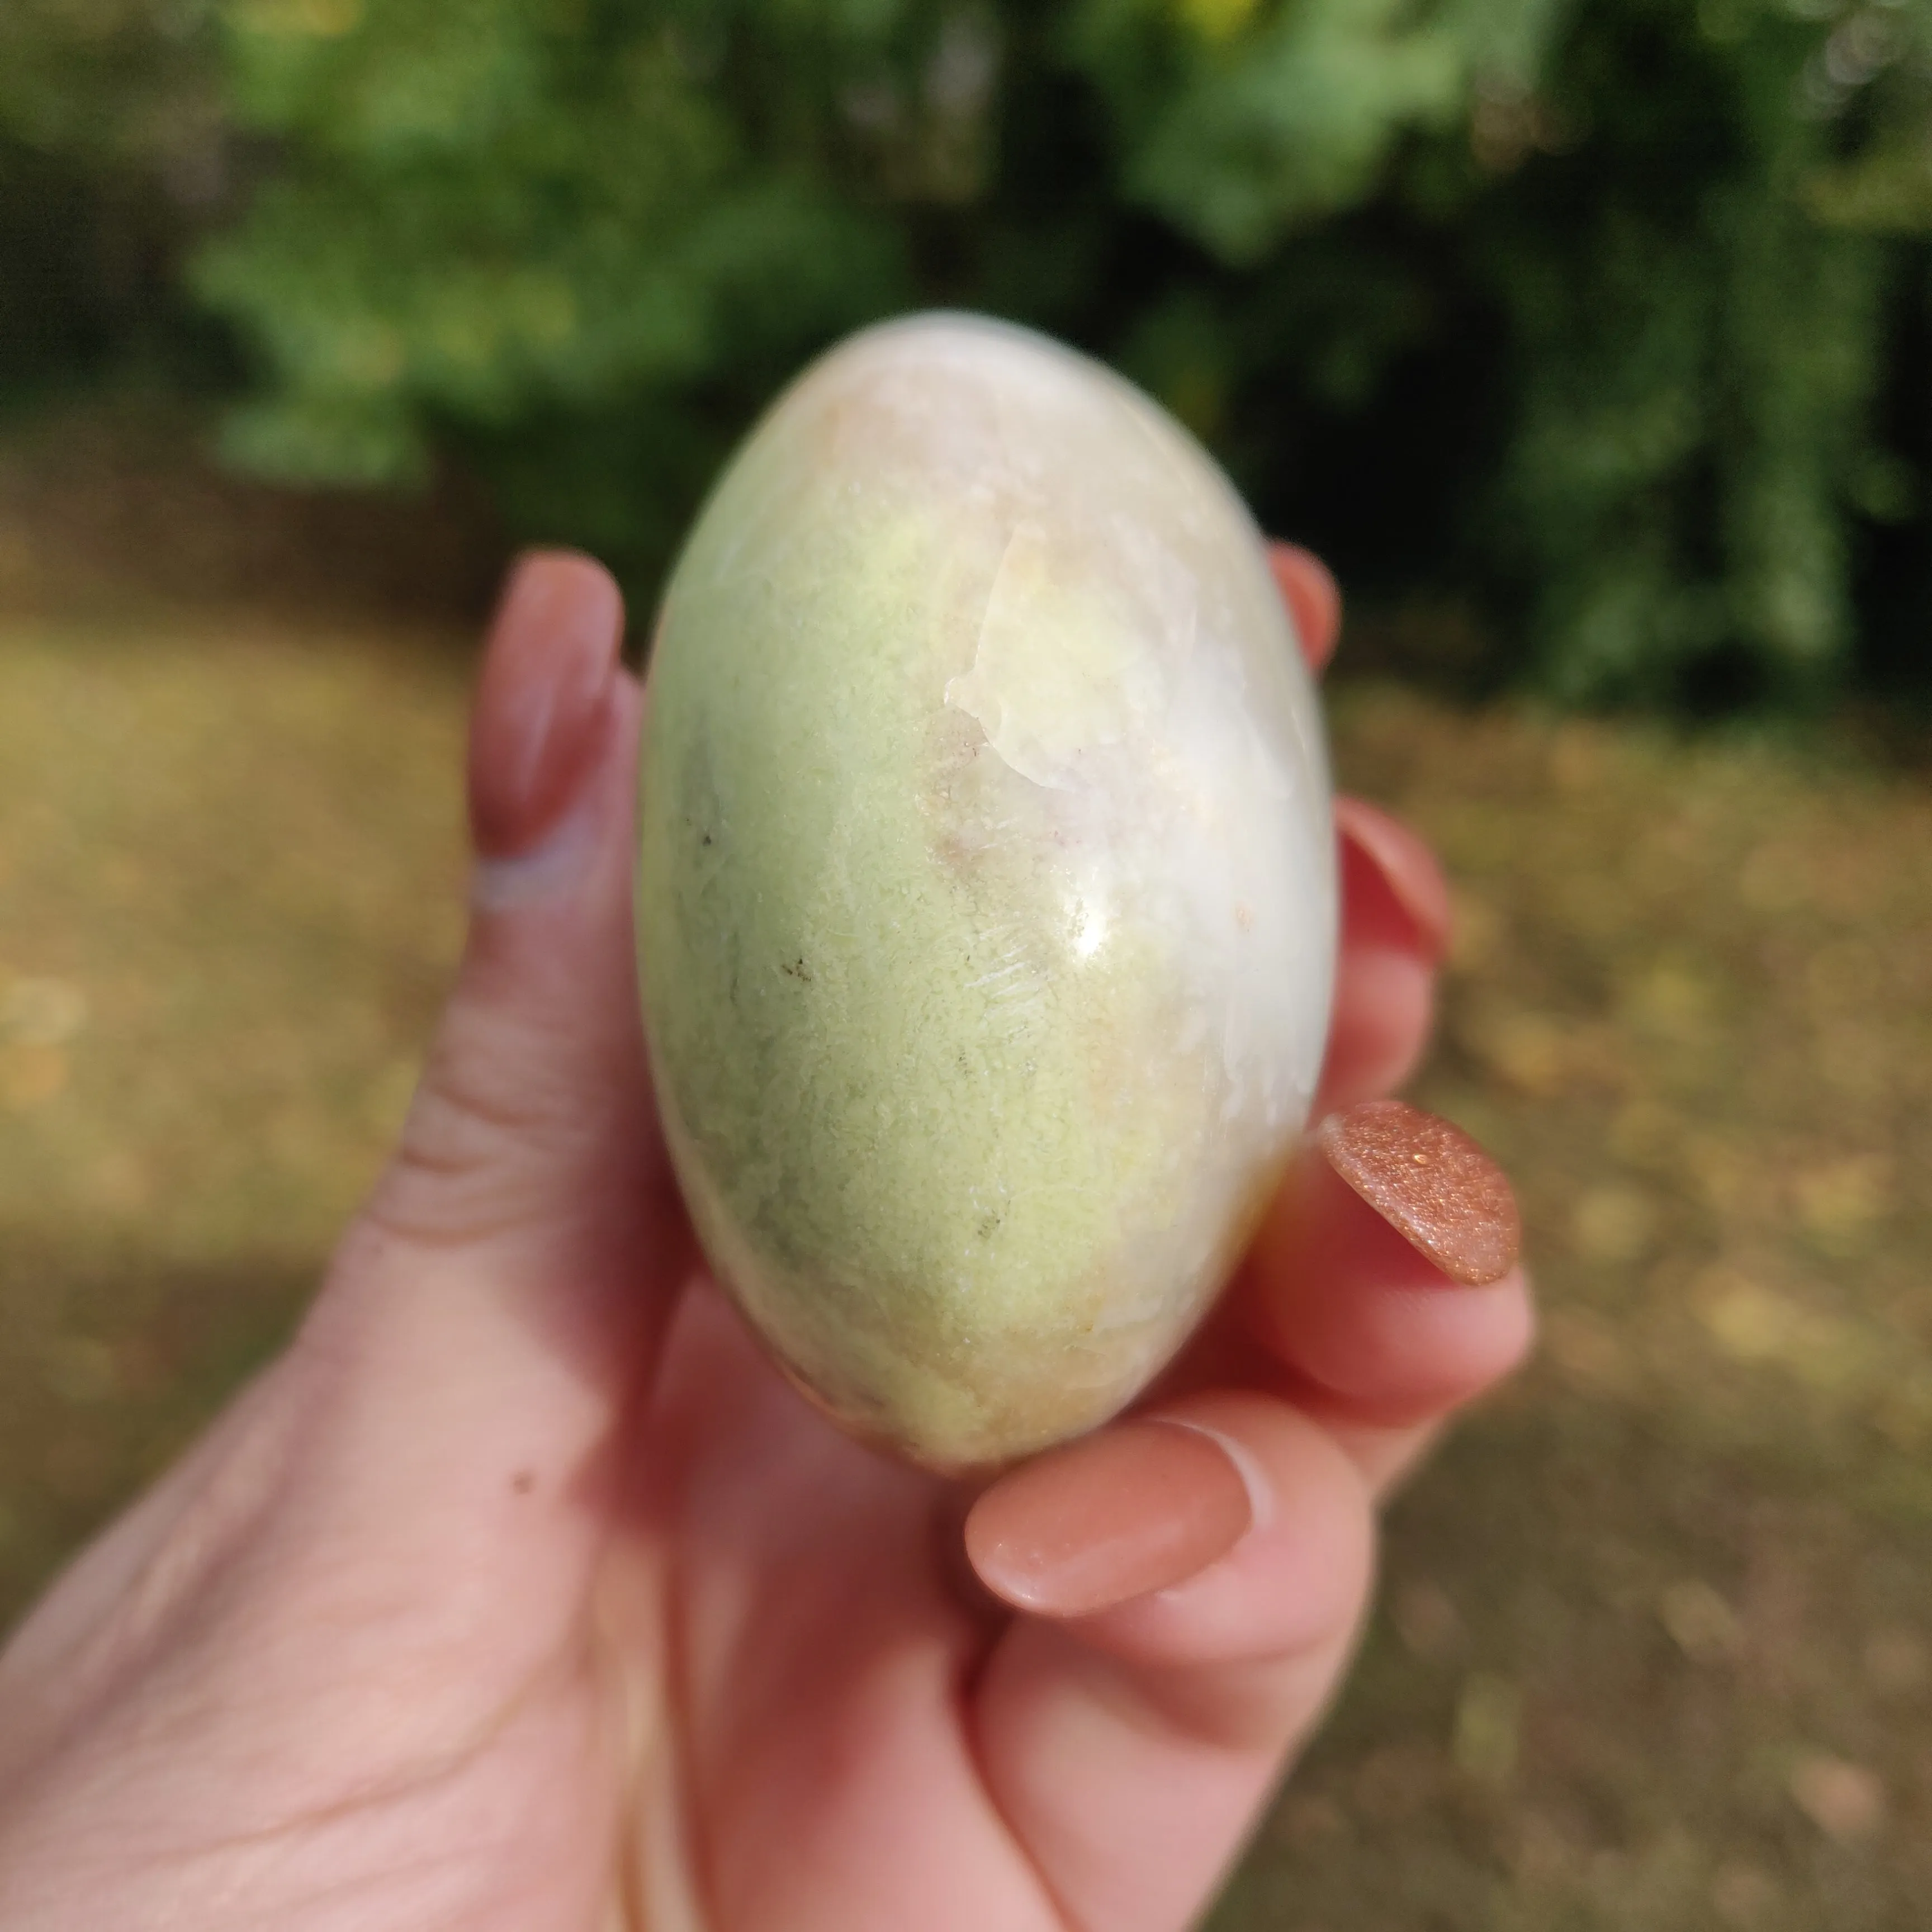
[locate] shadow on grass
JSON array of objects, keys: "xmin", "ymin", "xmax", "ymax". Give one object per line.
[
  {"xmin": 0, "ymin": 1232, "xmax": 312, "ymax": 1632},
  {"xmin": 1214, "ymin": 1386, "xmax": 1932, "ymax": 1931}
]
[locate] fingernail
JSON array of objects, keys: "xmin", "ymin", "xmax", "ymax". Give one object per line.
[
  {"xmin": 468, "ymin": 551, "xmax": 622, "ymax": 863},
  {"xmin": 964, "ymin": 1417, "xmax": 1255, "ymax": 1618},
  {"xmin": 1318, "ymin": 1100, "xmax": 1520, "ymax": 1286},
  {"xmin": 469, "ymin": 807, "xmax": 605, "ymax": 913},
  {"xmin": 1267, "ymin": 542, "xmax": 1342, "ymax": 675},
  {"xmin": 1335, "ymin": 797, "xmax": 1452, "ymax": 964}
]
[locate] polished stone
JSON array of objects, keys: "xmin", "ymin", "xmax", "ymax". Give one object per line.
[{"xmin": 636, "ymin": 314, "xmax": 1334, "ymax": 1470}]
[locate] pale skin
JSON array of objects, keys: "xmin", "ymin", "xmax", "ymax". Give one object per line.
[{"xmin": 0, "ymin": 546, "xmax": 1533, "ymax": 1932}]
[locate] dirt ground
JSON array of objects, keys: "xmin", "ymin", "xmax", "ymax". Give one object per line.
[{"xmin": 1, "ymin": 441, "xmax": 1927, "ymax": 1929}]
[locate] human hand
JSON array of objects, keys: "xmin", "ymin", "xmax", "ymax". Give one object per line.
[{"xmin": 0, "ymin": 547, "xmax": 1531, "ymax": 1931}]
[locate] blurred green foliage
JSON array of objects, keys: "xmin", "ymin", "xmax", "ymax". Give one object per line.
[
  {"xmin": 7, "ymin": 0, "xmax": 1932, "ymax": 703},
  {"xmin": 0, "ymin": 1, "xmax": 224, "ymax": 395}
]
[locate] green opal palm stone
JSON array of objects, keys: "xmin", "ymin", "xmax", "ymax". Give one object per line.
[{"xmin": 636, "ymin": 314, "xmax": 1335, "ymax": 1472}]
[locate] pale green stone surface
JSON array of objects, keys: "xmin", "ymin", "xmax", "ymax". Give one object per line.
[{"xmin": 636, "ymin": 314, "xmax": 1334, "ymax": 1470}]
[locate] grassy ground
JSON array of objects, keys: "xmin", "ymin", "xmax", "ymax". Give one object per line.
[{"xmin": 2, "ymin": 527, "xmax": 1928, "ymax": 1926}]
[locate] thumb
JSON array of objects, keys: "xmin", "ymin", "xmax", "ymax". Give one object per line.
[
  {"xmin": 287, "ymin": 551, "xmax": 691, "ymax": 1564},
  {"xmin": 0, "ymin": 556, "xmax": 690, "ymax": 1758},
  {"xmin": 350, "ymin": 550, "xmax": 683, "ymax": 1315}
]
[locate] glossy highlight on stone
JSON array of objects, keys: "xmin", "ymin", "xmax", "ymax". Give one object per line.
[{"xmin": 636, "ymin": 314, "xmax": 1336, "ymax": 1471}]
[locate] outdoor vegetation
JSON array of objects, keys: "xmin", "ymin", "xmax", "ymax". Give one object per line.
[
  {"xmin": 7, "ymin": 0, "xmax": 1932, "ymax": 701},
  {"xmin": 2, "ymin": 2, "xmax": 1930, "ymax": 1928}
]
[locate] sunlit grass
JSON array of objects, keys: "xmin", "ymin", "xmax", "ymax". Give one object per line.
[{"xmin": 2, "ymin": 600, "xmax": 1927, "ymax": 1929}]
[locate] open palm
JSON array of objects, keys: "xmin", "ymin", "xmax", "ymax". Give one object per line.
[{"xmin": 0, "ymin": 551, "xmax": 1530, "ymax": 1932}]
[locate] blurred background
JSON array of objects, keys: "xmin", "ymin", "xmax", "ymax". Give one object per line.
[{"xmin": 1, "ymin": 1, "xmax": 1928, "ymax": 1925}]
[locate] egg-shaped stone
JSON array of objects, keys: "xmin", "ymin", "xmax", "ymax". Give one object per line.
[{"xmin": 636, "ymin": 313, "xmax": 1335, "ymax": 1472}]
